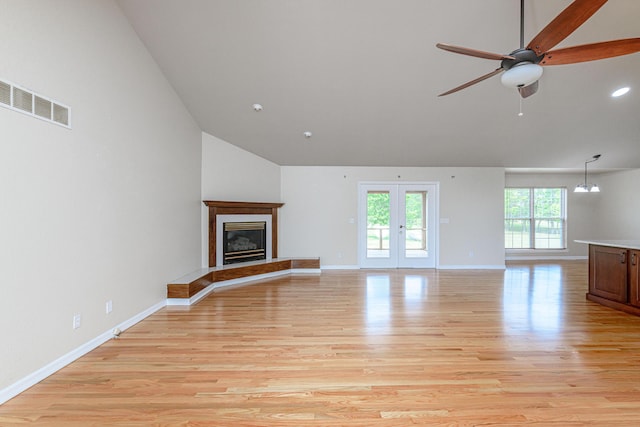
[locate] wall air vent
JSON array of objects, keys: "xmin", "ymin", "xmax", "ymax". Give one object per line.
[
  {"xmin": 0, "ymin": 81, "xmax": 10, "ymax": 106},
  {"xmin": 12, "ymin": 87, "xmax": 32, "ymax": 113},
  {"xmin": 35, "ymin": 96, "xmax": 52, "ymax": 120},
  {"xmin": 0, "ymin": 78, "xmax": 70, "ymax": 128},
  {"xmin": 53, "ymin": 103, "xmax": 69, "ymax": 126}
]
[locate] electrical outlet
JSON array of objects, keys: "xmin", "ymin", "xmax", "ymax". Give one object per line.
[
  {"xmin": 72, "ymin": 314, "xmax": 81, "ymax": 329},
  {"xmin": 106, "ymin": 300, "xmax": 113, "ymax": 314}
]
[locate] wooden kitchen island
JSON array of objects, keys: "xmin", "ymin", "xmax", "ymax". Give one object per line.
[{"xmin": 576, "ymin": 240, "xmax": 640, "ymax": 316}]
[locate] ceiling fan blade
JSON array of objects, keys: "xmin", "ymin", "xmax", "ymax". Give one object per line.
[
  {"xmin": 436, "ymin": 43, "xmax": 515, "ymax": 61},
  {"xmin": 518, "ymin": 80, "xmax": 539, "ymax": 98},
  {"xmin": 438, "ymin": 68, "xmax": 504, "ymax": 97},
  {"xmin": 540, "ymin": 38, "xmax": 640, "ymax": 65},
  {"xmin": 527, "ymin": 0, "xmax": 608, "ymax": 56}
]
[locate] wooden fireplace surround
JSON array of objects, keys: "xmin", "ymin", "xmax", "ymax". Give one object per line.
[
  {"xmin": 204, "ymin": 200, "xmax": 284, "ymax": 268},
  {"xmin": 167, "ymin": 200, "xmax": 318, "ymax": 301}
]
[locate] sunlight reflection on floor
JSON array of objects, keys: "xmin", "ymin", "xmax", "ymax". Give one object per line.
[{"xmin": 503, "ymin": 264, "xmax": 563, "ymax": 335}]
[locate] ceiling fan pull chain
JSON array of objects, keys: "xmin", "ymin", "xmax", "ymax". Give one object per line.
[{"xmin": 518, "ymin": 97, "xmax": 524, "ymax": 117}]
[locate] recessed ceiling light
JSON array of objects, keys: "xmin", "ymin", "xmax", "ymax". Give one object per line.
[
  {"xmin": 611, "ymin": 87, "xmax": 630, "ymax": 97},
  {"xmin": 252, "ymin": 103, "xmax": 263, "ymax": 111}
]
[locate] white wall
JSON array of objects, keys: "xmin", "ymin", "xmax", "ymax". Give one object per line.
[
  {"xmin": 505, "ymin": 172, "xmax": 600, "ymax": 259},
  {"xmin": 200, "ymin": 132, "xmax": 281, "ymax": 266},
  {"xmin": 201, "ymin": 132, "xmax": 281, "ymax": 202},
  {"xmin": 592, "ymin": 169, "xmax": 640, "ymax": 239},
  {"xmin": 0, "ymin": 0, "xmax": 202, "ymax": 392},
  {"xmin": 280, "ymin": 167, "xmax": 505, "ymax": 268}
]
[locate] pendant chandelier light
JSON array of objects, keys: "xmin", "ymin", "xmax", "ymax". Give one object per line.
[{"xmin": 574, "ymin": 154, "xmax": 601, "ymax": 193}]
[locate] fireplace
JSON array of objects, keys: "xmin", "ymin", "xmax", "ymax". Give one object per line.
[
  {"xmin": 222, "ymin": 221, "xmax": 266, "ymax": 265},
  {"xmin": 204, "ymin": 201, "xmax": 283, "ymax": 268},
  {"xmin": 216, "ymin": 214, "xmax": 272, "ymax": 266}
]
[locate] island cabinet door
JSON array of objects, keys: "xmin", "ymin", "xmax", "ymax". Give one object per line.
[
  {"xmin": 589, "ymin": 245, "xmax": 628, "ymax": 303},
  {"xmin": 629, "ymin": 250, "xmax": 640, "ymax": 307}
]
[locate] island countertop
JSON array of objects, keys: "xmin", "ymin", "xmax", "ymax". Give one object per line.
[{"xmin": 575, "ymin": 239, "xmax": 640, "ymax": 251}]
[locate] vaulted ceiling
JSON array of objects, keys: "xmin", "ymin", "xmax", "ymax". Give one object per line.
[{"xmin": 117, "ymin": 0, "xmax": 640, "ymax": 171}]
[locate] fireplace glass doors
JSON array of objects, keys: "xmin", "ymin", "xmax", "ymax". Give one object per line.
[{"xmin": 222, "ymin": 221, "xmax": 267, "ymax": 265}]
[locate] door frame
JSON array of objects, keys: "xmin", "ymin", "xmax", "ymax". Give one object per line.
[{"xmin": 358, "ymin": 181, "xmax": 439, "ymax": 269}]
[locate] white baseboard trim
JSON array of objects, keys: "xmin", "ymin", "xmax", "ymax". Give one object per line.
[
  {"xmin": 437, "ymin": 264, "xmax": 506, "ymax": 270},
  {"xmin": 506, "ymin": 255, "xmax": 588, "ymax": 261},
  {"xmin": 166, "ymin": 268, "xmax": 323, "ymax": 307},
  {"xmin": 321, "ymin": 265, "xmax": 360, "ymax": 270},
  {"xmin": 291, "ymin": 268, "xmax": 322, "ymax": 274},
  {"xmin": 166, "ymin": 297, "xmax": 200, "ymax": 306},
  {"xmin": 167, "ymin": 270, "xmax": 294, "ymax": 306},
  {"xmin": 0, "ymin": 299, "xmax": 166, "ymax": 406},
  {"xmin": 213, "ymin": 270, "xmax": 290, "ymax": 291}
]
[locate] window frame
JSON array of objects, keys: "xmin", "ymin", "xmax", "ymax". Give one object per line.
[{"xmin": 504, "ymin": 187, "xmax": 567, "ymax": 250}]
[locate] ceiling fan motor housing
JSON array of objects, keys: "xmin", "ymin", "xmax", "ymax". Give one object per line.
[
  {"xmin": 500, "ymin": 49, "xmax": 545, "ymax": 88},
  {"xmin": 501, "ymin": 48, "xmax": 544, "ymax": 70}
]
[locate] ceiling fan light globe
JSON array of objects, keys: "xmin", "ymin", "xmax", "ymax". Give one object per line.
[{"xmin": 501, "ymin": 63, "xmax": 543, "ymax": 89}]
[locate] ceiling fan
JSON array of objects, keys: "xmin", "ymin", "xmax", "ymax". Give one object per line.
[{"xmin": 436, "ymin": 0, "xmax": 640, "ymax": 98}]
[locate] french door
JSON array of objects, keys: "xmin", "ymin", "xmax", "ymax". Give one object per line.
[{"xmin": 358, "ymin": 183, "xmax": 437, "ymax": 268}]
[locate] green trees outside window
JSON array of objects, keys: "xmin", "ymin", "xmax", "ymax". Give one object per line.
[
  {"xmin": 505, "ymin": 188, "xmax": 566, "ymax": 249},
  {"xmin": 367, "ymin": 191, "xmax": 427, "ymax": 251},
  {"xmin": 367, "ymin": 192, "xmax": 390, "ymax": 250}
]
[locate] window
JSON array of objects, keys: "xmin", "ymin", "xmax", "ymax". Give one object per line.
[{"xmin": 505, "ymin": 188, "xmax": 566, "ymax": 249}]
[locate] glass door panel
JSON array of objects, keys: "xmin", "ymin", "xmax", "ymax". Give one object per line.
[
  {"xmin": 403, "ymin": 191, "xmax": 428, "ymax": 259},
  {"xmin": 359, "ymin": 183, "xmax": 437, "ymax": 269},
  {"xmin": 398, "ymin": 185, "xmax": 435, "ymax": 268},
  {"xmin": 366, "ymin": 191, "xmax": 391, "ymax": 259}
]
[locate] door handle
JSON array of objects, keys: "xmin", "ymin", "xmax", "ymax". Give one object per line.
[
  {"xmin": 621, "ymin": 251, "xmax": 627, "ymax": 264},
  {"xmin": 632, "ymin": 252, "xmax": 637, "ymax": 266}
]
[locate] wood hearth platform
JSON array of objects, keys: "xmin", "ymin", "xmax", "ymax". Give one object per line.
[{"xmin": 167, "ymin": 258, "xmax": 320, "ymax": 305}]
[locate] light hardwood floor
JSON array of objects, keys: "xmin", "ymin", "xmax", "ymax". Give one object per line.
[{"xmin": 2, "ymin": 261, "xmax": 640, "ymax": 426}]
